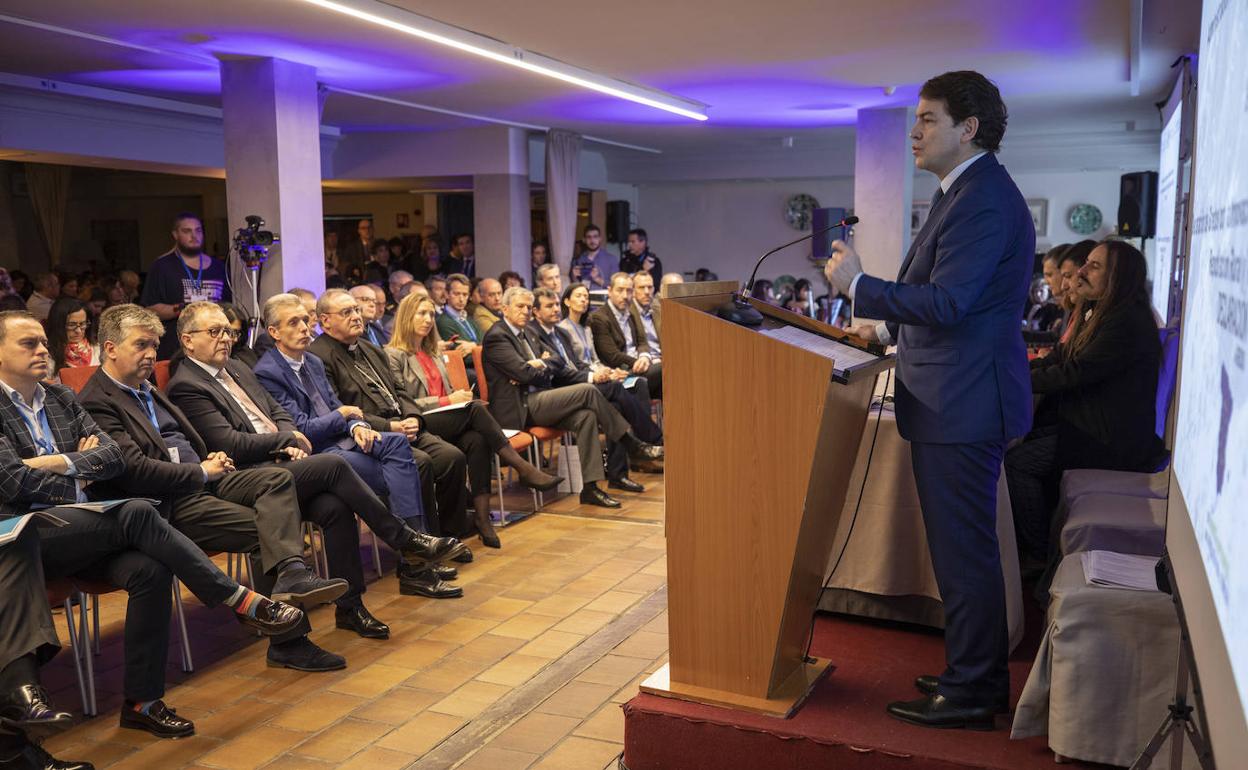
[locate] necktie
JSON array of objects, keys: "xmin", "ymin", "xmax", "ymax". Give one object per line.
[
  {"xmin": 518, "ymin": 330, "xmax": 537, "ymax": 360},
  {"xmin": 549, "ymin": 330, "xmax": 574, "ymax": 374},
  {"xmin": 216, "ymin": 369, "xmax": 279, "ymax": 433},
  {"xmin": 134, "ymin": 390, "xmax": 160, "ymax": 432},
  {"xmin": 460, "ymin": 316, "xmax": 477, "ymax": 342},
  {"xmin": 930, "ymin": 186, "xmax": 945, "ymax": 209},
  {"xmin": 296, "ymin": 365, "xmax": 332, "ymax": 418}
]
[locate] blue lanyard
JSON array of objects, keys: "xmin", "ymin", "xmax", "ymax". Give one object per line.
[
  {"xmin": 131, "ymin": 389, "xmax": 160, "ymax": 432},
  {"xmin": 569, "ymin": 322, "xmax": 591, "ymax": 363},
  {"xmin": 178, "ymin": 252, "xmax": 204, "ymax": 292},
  {"xmin": 14, "ymin": 398, "xmax": 56, "ymax": 456}
]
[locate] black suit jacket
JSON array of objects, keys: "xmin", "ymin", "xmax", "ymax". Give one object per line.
[
  {"xmin": 0, "ymin": 382, "xmax": 122, "ymax": 518},
  {"xmin": 79, "ymin": 368, "xmax": 210, "ymax": 517},
  {"xmin": 526, "ymin": 324, "xmax": 589, "ymax": 388},
  {"xmin": 1031, "ymin": 296, "xmax": 1165, "ymax": 471},
  {"xmin": 166, "ymin": 357, "xmax": 299, "ymax": 467},
  {"xmin": 307, "ymin": 334, "xmax": 422, "ymax": 432},
  {"xmin": 481, "ymin": 322, "xmax": 554, "ymax": 429},
  {"xmin": 589, "ymin": 303, "xmax": 650, "ymax": 370}
]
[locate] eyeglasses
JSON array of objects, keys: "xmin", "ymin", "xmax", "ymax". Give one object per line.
[
  {"xmin": 186, "ymin": 326, "xmax": 241, "ymax": 340},
  {"xmin": 64, "ymin": 322, "xmax": 89, "ymax": 331},
  {"xmin": 328, "ymin": 306, "xmax": 362, "ymax": 318}
]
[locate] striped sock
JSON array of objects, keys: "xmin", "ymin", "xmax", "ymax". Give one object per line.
[
  {"xmin": 131, "ymin": 700, "xmax": 156, "ymax": 715},
  {"xmin": 227, "ymin": 588, "xmax": 265, "ymax": 619}
]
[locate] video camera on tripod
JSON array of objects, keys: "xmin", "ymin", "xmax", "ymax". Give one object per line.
[{"xmin": 231, "ymin": 214, "xmax": 280, "ymax": 348}]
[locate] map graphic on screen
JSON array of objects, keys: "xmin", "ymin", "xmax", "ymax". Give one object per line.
[{"xmin": 1174, "ymin": 0, "xmax": 1248, "ymax": 717}]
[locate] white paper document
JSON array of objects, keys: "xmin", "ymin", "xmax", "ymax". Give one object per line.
[
  {"xmin": 1081, "ymin": 550, "xmax": 1162, "ymax": 592},
  {"xmin": 758, "ymin": 325, "xmax": 879, "ymax": 374},
  {"xmin": 0, "ymin": 511, "xmax": 68, "ymax": 548},
  {"xmin": 421, "ymin": 401, "xmax": 472, "ymax": 416}
]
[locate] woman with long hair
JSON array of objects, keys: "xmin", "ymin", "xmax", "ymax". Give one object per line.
[
  {"xmin": 386, "ymin": 293, "xmax": 560, "ymax": 548},
  {"xmin": 1006, "ymin": 239, "xmax": 1166, "ymax": 563},
  {"xmin": 46, "ymin": 297, "xmax": 99, "ymax": 379},
  {"xmin": 556, "ymin": 282, "xmax": 605, "ymax": 368}
]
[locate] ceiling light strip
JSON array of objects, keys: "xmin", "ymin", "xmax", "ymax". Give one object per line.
[
  {"xmin": 327, "ymin": 87, "xmax": 662, "ymax": 154},
  {"xmin": 297, "ymin": 0, "xmax": 708, "ymax": 121}
]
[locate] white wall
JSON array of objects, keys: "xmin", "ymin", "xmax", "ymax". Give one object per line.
[{"xmin": 635, "ymin": 177, "xmax": 854, "ymax": 285}]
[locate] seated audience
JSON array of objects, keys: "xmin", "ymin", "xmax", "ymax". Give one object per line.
[
  {"xmin": 472, "ymin": 278, "xmax": 504, "ymax": 338},
  {"xmin": 0, "ymin": 310, "xmax": 301, "ymax": 740},
  {"xmin": 444, "ymin": 233, "xmax": 476, "ymax": 278},
  {"xmin": 1005, "ymin": 240, "xmax": 1167, "ymax": 563},
  {"xmin": 387, "ymin": 270, "xmax": 415, "ymax": 316},
  {"xmin": 365, "ymin": 239, "xmax": 393, "ymax": 277},
  {"xmin": 535, "ymin": 263, "xmax": 563, "ymax": 295},
  {"xmin": 167, "ymin": 302, "xmax": 467, "ymax": 623},
  {"xmin": 84, "ymin": 287, "xmax": 108, "ymax": 320},
  {"xmin": 620, "ymin": 228, "xmax": 663, "ymax": 282},
  {"xmin": 631, "ymin": 272, "xmax": 662, "ymax": 359},
  {"xmin": 56, "ymin": 274, "xmax": 79, "ymax": 305},
  {"xmin": 45, "ymin": 297, "xmax": 98, "ymax": 380},
  {"xmin": 118, "ymin": 270, "xmax": 140, "ymax": 303},
  {"xmin": 591, "ymin": 273, "xmax": 662, "ymax": 398},
  {"xmin": 308, "ymin": 290, "xmax": 477, "ymax": 542},
  {"xmin": 0, "ymin": 527, "xmax": 96, "ymax": 769},
  {"xmin": 25, "ymin": 273, "xmax": 59, "ymax": 322},
  {"xmin": 1054, "ymin": 240, "xmax": 1095, "ymax": 343},
  {"xmin": 482, "ymin": 287, "xmax": 662, "ymax": 509},
  {"xmin": 350, "ymin": 284, "xmax": 390, "ymax": 346},
  {"xmin": 386, "ymin": 293, "xmax": 562, "ymax": 547},
  {"xmin": 427, "ymin": 275, "xmax": 449, "ymax": 313},
  {"xmin": 531, "ymin": 286, "xmax": 662, "ymax": 479},
  {"xmin": 80, "ymin": 305, "xmax": 350, "ymax": 660},
  {"xmin": 557, "ymin": 283, "xmax": 605, "ymax": 368},
  {"xmin": 220, "ymin": 302, "xmax": 261, "ymax": 368},
  {"xmin": 386, "ymin": 237, "xmax": 408, "ymax": 268},
  {"xmin": 435, "ymin": 273, "xmax": 480, "ymax": 383},
  {"xmin": 660, "ymin": 272, "xmax": 684, "ymax": 291},
  {"xmin": 499, "ymin": 270, "xmax": 525, "ymax": 290},
  {"xmin": 7, "ymin": 269, "xmax": 31, "ymax": 300},
  {"xmin": 413, "ymin": 237, "xmax": 444, "ymax": 280},
  {"xmin": 254, "ymin": 294, "xmax": 461, "ymax": 600}
]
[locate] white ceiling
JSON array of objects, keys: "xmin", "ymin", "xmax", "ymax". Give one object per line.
[{"xmin": 0, "ymin": 0, "xmax": 1200, "ymax": 162}]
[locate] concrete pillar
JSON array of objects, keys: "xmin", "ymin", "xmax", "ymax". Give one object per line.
[
  {"xmin": 219, "ymin": 57, "xmax": 325, "ymax": 315},
  {"xmin": 473, "ymin": 174, "xmax": 532, "ymax": 280},
  {"xmin": 852, "ymin": 107, "xmax": 915, "ymax": 318}
]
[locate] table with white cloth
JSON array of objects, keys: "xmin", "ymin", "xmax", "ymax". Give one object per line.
[{"xmin": 817, "ymin": 403, "xmax": 1026, "ymax": 652}]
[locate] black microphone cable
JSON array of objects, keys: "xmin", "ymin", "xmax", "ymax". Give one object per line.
[{"xmin": 802, "ymin": 367, "xmax": 892, "ymax": 664}]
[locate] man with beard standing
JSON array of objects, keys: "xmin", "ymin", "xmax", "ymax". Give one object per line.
[{"xmin": 141, "ymin": 213, "xmax": 233, "ymax": 360}]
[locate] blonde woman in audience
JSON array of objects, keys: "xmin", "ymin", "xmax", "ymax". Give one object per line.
[{"xmin": 386, "ymin": 293, "xmax": 561, "ymax": 548}]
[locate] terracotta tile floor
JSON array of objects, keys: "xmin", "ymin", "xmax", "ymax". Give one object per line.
[{"xmin": 40, "ymin": 470, "xmax": 670, "ymax": 769}]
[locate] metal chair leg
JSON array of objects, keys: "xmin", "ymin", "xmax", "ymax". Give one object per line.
[
  {"xmin": 91, "ymin": 593, "xmax": 100, "ymax": 655},
  {"xmin": 529, "ymin": 443, "xmax": 542, "ymax": 511},
  {"xmin": 172, "ymin": 581, "xmax": 193, "ymax": 673},
  {"xmin": 62, "ymin": 595, "xmax": 91, "ymax": 716}
]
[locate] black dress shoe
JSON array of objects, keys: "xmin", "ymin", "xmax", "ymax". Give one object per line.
[
  {"xmin": 271, "ymin": 566, "xmax": 349, "ymax": 607},
  {"xmin": 624, "ymin": 437, "xmax": 664, "ymax": 462},
  {"xmin": 913, "ymin": 675, "xmax": 1008, "ymax": 711},
  {"xmin": 433, "ymin": 564, "xmax": 458, "ymax": 580},
  {"xmin": 267, "ymin": 637, "xmax": 347, "ymax": 672},
  {"xmin": 608, "ymin": 477, "xmax": 645, "ymax": 493},
  {"xmin": 399, "ymin": 569, "xmax": 464, "ymax": 599},
  {"xmin": 119, "ymin": 700, "xmax": 194, "ymax": 739},
  {"xmin": 234, "ymin": 598, "xmax": 305, "ymax": 637},
  {"xmin": 518, "ymin": 472, "xmax": 563, "ymax": 492},
  {"xmin": 579, "ymin": 484, "xmax": 621, "ymax": 508},
  {"xmin": 452, "ymin": 548, "xmax": 474, "ymax": 564},
  {"xmin": 0, "ymin": 742, "xmax": 94, "ymax": 770},
  {"xmin": 0, "ymin": 685, "xmax": 73, "ymax": 742},
  {"xmin": 885, "ymin": 694, "xmax": 997, "ymax": 730},
  {"xmin": 399, "ymin": 531, "xmax": 468, "ymax": 566},
  {"xmin": 335, "ymin": 605, "xmax": 390, "ymax": 639}
]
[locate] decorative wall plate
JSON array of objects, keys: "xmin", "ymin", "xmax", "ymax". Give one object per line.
[
  {"xmin": 1067, "ymin": 203, "xmax": 1103, "ymax": 235},
  {"xmin": 784, "ymin": 193, "xmax": 820, "ymax": 231}
]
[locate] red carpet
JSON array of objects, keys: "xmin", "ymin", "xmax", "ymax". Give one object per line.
[{"xmin": 623, "ymin": 609, "xmax": 1098, "ymax": 770}]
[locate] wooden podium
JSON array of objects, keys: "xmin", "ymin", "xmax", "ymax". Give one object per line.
[{"xmin": 641, "ymin": 281, "xmax": 894, "ymax": 717}]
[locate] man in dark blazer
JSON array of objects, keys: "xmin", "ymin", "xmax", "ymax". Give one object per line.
[
  {"xmin": 482, "ymin": 287, "xmax": 663, "ymax": 508},
  {"xmin": 167, "ymin": 303, "xmax": 468, "ymax": 635},
  {"xmin": 81, "ymin": 305, "xmax": 363, "ymax": 653},
  {"xmin": 590, "ymin": 273, "xmax": 662, "ymax": 398},
  {"xmin": 309, "ymin": 289, "xmax": 474, "ymax": 539},
  {"xmin": 529, "ymin": 287, "xmax": 663, "ymax": 486},
  {"xmin": 825, "ymin": 71, "xmax": 1034, "ymax": 730},
  {"xmin": 255, "ymin": 293, "xmax": 461, "ymax": 600},
  {"xmin": 0, "ymin": 310, "xmax": 300, "ymax": 740},
  {"xmin": 0, "ymin": 528, "xmax": 97, "ymax": 769}
]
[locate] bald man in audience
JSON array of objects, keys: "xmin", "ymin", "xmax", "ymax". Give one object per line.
[
  {"xmin": 350, "ymin": 285, "xmax": 390, "ymax": 346},
  {"xmin": 472, "ymin": 278, "xmax": 504, "ymax": 338}
]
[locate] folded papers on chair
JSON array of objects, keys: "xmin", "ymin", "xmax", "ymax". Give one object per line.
[{"xmin": 1080, "ymin": 550, "xmax": 1161, "ymax": 591}]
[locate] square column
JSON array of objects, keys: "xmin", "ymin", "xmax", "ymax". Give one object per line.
[
  {"xmin": 220, "ymin": 57, "xmax": 325, "ymax": 313},
  {"xmin": 473, "ymin": 173, "xmax": 532, "ymax": 280},
  {"xmin": 852, "ymin": 107, "xmax": 915, "ymax": 318}
]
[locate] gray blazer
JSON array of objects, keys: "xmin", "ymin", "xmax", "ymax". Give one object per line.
[
  {"xmin": 556, "ymin": 317, "xmax": 604, "ymax": 369},
  {"xmin": 385, "ymin": 347, "xmax": 454, "ymax": 413}
]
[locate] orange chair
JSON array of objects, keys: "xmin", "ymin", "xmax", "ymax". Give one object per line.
[
  {"xmin": 57, "ymin": 365, "xmax": 98, "ymax": 394},
  {"xmin": 153, "ymin": 360, "xmax": 172, "ymax": 390},
  {"xmin": 445, "ymin": 352, "xmax": 471, "ymax": 392},
  {"xmin": 463, "ymin": 348, "xmax": 545, "ymax": 522},
  {"xmin": 46, "ymin": 579, "xmax": 92, "ymax": 714}
]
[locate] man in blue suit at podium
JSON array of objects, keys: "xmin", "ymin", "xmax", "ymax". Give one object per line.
[{"xmin": 825, "ymin": 70, "xmax": 1034, "ymax": 730}]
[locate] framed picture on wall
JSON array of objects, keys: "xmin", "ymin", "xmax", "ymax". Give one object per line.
[
  {"xmin": 395, "ymin": 213, "xmax": 410, "ymax": 229},
  {"xmin": 910, "ymin": 201, "xmax": 930, "ymax": 243},
  {"xmin": 1026, "ymin": 199, "xmax": 1048, "ymax": 238}
]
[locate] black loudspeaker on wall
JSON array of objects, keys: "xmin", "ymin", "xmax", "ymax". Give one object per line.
[
  {"xmin": 811, "ymin": 207, "xmax": 848, "ymax": 259},
  {"xmin": 606, "ymin": 200, "xmax": 630, "ymax": 243},
  {"xmin": 1118, "ymin": 171, "xmax": 1158, "ymax": 238}
]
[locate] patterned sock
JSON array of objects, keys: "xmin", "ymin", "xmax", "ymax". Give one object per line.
[
  {"xmin": 226, "ymin": 587, "xmax": 265, "ymax": 618},
  {"xmin": 131, "ymin": 700, "xmax": 157, "ymax": 715}
]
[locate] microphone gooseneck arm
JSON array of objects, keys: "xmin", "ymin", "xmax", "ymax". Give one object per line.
[{"xmin": 742, "ymin": 216, "xmax": 859, "ymax": 299}]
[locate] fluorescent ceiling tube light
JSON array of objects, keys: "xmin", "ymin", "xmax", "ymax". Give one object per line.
[{"xmin": 296, "ymin": 0, "xmax": 709, "ymax": 121}]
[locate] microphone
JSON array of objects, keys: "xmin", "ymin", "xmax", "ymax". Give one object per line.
[{"xmin": 716, "ymin": 216, "xmax": 859, "ymax": 326}]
